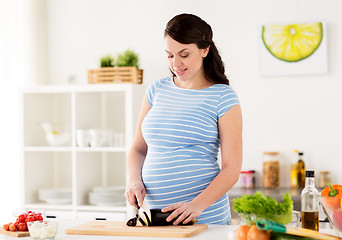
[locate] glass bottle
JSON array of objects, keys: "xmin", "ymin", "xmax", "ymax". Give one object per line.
[
  {"xmin": 262, "ymin": 152, "xmax": 279, "ymax": 188},
  {"xmin": 318, "ymin": 171, "xmax": 330, "ymax": 189},
  {"xmin": 290, "ymin": 149, "xmax": 299, "ymax": 189},
  {"xmin": 297, "ymin": 152, "xmax": 305, "ymax": 188},
  {"xmin": 301, "ymin": 170, "xmax": 319, "ymax": 231}
]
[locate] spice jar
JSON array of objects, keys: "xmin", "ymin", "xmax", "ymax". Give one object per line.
[
  {"xmin": 245, "ymin": 170, "xmax": 256, "ymax": 189},
  {"xmin": 318, "ymin": 171, "xmax": 330, "ymax": 189},
  {"xmin": 263, "ymin": 152, "xmax": 279, "ymax": 188},
  {"xmin": 239, "ymin": 171, "xmax": 247, "ymax": 188}
]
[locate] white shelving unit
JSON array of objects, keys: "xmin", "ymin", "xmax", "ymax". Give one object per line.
[{"xmin": 20, "ymin": 84, "xmax": 144, "ymax": 220}]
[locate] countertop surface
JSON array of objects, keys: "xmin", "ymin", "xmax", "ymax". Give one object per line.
[{"xmin": 0, "ymin": 220, "xmax": 337, "ymax": 240}]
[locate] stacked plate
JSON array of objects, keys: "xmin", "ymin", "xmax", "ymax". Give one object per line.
[
  {"xmin": 38, "ymin": 188, "xmax": 72, "ymax": 204},
  {"xmin": 89, "ymin": 186, "xmax": 126, "ymax": 206}
]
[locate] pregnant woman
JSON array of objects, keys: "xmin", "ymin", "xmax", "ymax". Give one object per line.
[{"xmin": 125, "ymin": 13, "xmax": 242, "ymax": 225}]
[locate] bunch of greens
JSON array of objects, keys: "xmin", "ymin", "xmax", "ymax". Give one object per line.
[
  {"xmin": 115, "ymin": 49, "xmax": 139, "ymax": 68},
  {"xmin": 100, "ymin": 55, "xmax": 114, "ymax": 67},
  {"xmin": 233, "ymin": 191, "xmax": 293, "ymax": 225}
]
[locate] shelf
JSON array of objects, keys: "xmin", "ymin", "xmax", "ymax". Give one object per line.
[
  {"xmin": 24, "ymin": 146, "xmax": 72, "ymax": 152},
  {"xmin": 75, "ymin": 147, "xmax": 126, "ymax": 152},
  {"xmin": 24, "ymin": 203, "xmax": 73, "ymax": 211},
  {"xmin": 76, "ymin": 205, "xmax": 127, "ymax": 212},
  {"xmin": 20, "ymin": 84, "xmax": 144, "ymax": 219},
  {"xmin": 23, "ymin": 147, "xmax": 126, "ymax": 152}
]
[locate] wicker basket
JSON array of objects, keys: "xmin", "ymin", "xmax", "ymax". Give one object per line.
[{"xmin": 88, "ymin": 67, "xmax": 143, "ymax": 84}]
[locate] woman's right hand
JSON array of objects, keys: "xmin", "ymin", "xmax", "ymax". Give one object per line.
[{"xmin": 125, "ymin": 180, "xmax": 146, "ymax": 208}]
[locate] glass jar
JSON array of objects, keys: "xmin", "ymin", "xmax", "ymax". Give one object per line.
[
  {"xmin": 318, "ymin": 171, "xmax": 330, "ymax": 189},
  {"xmin": 245, "ymin": 170, "xmax": 256, "ymax": 189},
  {"xmin": 262, "ymin": 152, "xmax": 279, "ymax": 188},
  {"xmin": 239, "ymin": 171, "xmax": 247, "ymax": 188}
]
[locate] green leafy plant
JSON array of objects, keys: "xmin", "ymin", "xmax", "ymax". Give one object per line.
[
  {"xmin": 116, "ymin": 49, "xmax": 139, "ymax": 68},
  {"xmin": 100, "ymin": 55, "xmax": 114, "ymax": 67},
  {"xmin": 233, "ymin": 191, "xmax": 293, "ymax": 224}
]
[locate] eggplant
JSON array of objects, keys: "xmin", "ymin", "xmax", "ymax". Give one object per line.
[
  {"xmin": 149, "ymin": 209, "xmax": 197, "ymax": 226},
  {"xmin": 126, "ymin": 209, "xmax": 198, "ymax": 227}
]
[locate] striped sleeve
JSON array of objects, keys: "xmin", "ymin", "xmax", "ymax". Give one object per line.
[
  {"xmin": 217, "ymin": 86, "xmax": 240, "ymax": 119},
  {"xmin": 146, "ymin": 79, "xmax": 162, "ymax": 107}
]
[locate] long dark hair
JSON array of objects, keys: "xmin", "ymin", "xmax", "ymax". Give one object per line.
[{"xmin": 164, "ymin": 13, "xmax": 229, "ymax": 85}]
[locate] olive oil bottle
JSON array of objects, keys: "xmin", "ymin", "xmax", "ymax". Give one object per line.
[
  {"xmin": 301, "ymin": 170, "xmax": 319, "ymax": 231},
  {"xmin": 297, "ymin": 152, "xmax": 305, "ymax": 188},
  {"xmin": 290, "ymin": 150, "xmax": 305, "ymax": 189}
]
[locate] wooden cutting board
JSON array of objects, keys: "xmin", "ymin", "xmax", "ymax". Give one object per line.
[
  {"xmin": 0, "ymin": 228, "xmax": 30, "ymax": 237},
  {"xmin": 65, "ymin": 221, "xmax": 208, "ymax": 238}
]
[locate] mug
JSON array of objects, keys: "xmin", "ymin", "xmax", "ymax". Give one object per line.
[
  {"xmin": 89, "ymin": 129, "xmax": 107, "ymax": 147},
  {"xmin": 76, "ymin": 129, "xmax": 90, "ymax": 147}
]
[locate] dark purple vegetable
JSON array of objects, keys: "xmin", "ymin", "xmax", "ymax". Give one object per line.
[{"xmin": 149, "ymin": 209, "xmax": 197, "ymax": 226}]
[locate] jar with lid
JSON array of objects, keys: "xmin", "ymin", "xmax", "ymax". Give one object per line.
[
  {"xmin": 263, "ymin": 152, "xmax": 279, "ymax": 188},
  {"xmin": 245, "ymin": 170, "xmax": 256, "ymax": 189},
  {"xmin": 239, "ymin": 171, "xmax": 247, "ymax": 188},
  {"xmin": 318, "ymin": 171, "xmax": 330, "ymax": 189}
]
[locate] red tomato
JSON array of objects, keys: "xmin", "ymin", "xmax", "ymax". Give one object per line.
[
  {"xmin": 14, "ymin": 222, "xmax": 19, "ymax": 229},
  {"xmin": 18, "ymin": 214, "xmax": 26, "ymax": 223},
  {"xmin": 36, "ymin": 215, "xmax": 43, "ymax": 221},
  {"xmin": 25, "ymin": 216, "xmax": 35, "ymax": 222},
  {"xmin": 17, "ymin": 223, "xmax": 27, "ymax": 231},
  {"xmin": 28, "ymin": 213, "xmax": 36, "ymax": 218}
]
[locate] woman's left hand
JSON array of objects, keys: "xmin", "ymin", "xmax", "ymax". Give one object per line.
[{"xmin": 161, "ymin": 201, "xmax": 203, "ymax": 225}]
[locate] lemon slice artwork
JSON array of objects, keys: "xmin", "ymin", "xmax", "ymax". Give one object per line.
[{"xmin": 262, "ymin": 22, "xmax": 323, "ymax": 62}]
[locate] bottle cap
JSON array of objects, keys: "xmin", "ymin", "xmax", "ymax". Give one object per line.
[
  {"xmin": 299, "ymin": 152, "xmax": 304, "ymax": 156},
  {"xmin": 305, "ymin": 170, "xmax": 314, "ymax": 177}
]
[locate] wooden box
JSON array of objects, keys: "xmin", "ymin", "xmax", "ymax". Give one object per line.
[{"xmin": 88, "ymin": 67, "xmax": 143, "ymax": 84}]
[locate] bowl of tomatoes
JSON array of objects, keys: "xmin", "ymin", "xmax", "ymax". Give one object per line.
[{"xmin": 2, "ymin": 210, "xmax": 44, "ymax": 233}]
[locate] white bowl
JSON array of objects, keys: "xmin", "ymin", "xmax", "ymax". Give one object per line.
[{"xmin": 45, "ymin": 133, "xmax": 70, "ymax": 146}]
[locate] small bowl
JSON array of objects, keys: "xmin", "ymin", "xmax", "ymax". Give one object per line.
[
  {"xmin": 45, "ymin": 132, "xmax": 70, "ymax": 146},
  {"xmin": 27, "ymin": 221, "xmax": 58, "ymax": 240},
  {"xmin": 238, "ymin": 211, "xmax": 300, "ymax": 227},
  {"xmin": 319, "ymin": 195, "xmax": 342, "ymax": 237}
]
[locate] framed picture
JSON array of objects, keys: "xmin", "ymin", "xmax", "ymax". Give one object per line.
[{"xmin": 258, "ymin": 22, "xmax": 328, "ymax": 76}]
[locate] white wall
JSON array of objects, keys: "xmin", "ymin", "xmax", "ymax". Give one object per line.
[
  {"xmin": 46, "ymin": 0, "xmax": 342, "ymax": 187},
  {"xmin": 0, "ymin": 0, "xmax": 47, "ymax": 223}
]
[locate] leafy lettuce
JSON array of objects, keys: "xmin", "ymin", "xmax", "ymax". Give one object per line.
[{"xmin": 233, "ymin": 191, "xmax": 293, "ymax": 224}]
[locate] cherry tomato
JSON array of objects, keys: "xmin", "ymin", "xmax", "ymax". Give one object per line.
[
  {"xmin": 18, "ymin": 214, "xmax": 26, "ymax": 223},
  {"xmin": 28, "ymin": 213, "xmax": 36, "ymax": 218},
  {"xmin": 27, "ymin": 211, "xmax": 32, "ymax": 214},
  {"xmin": 36, "ymin": 215, "xmax": 43, "ymax": 221},
  {"xmin": 17, "ymin": 223, "xmax": 27, "ymax": 231},
  {"xmin": 25, "ymin": 216, "xmax": 35, "ymax": 222},
  {"xmin": 14, "ymin": 222, "xmax": 19, "ymax": 229},
  {"xmin": 9, "ymin": 224, "xmax": 16, "ymax": 232},
  {"xmin": 3, "ymin": 224, "xmax": 9, "ymax": 231}
]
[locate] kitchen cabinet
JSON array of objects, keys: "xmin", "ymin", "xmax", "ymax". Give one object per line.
[{"xmin": 20, "ymin": 84, "xmax": 144, "ymax": 219}]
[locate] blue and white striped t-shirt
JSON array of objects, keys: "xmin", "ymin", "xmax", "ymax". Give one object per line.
[{"xmin": 141, "ymin": 77, "xmax": 240, "ymax": 224}]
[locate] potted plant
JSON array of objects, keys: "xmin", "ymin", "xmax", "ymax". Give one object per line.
[
  {"xmin": 115, "ymin": 49, "xmax": 139, "ymax": 68},
  {"xmin": 100, "ymin": 55, "xmax": 114, "ymax": 68},
  {"xmin": 88, "ymin": 50, "xmax": 143, "ymax": 84}
]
